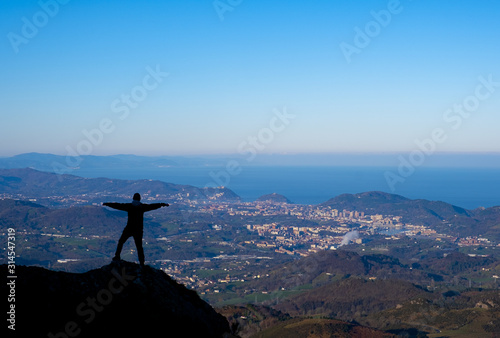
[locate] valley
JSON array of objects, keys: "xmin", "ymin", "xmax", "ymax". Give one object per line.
[{"xmin": 1, "ymin": 168, "xmax": 500, "ymax": 337}]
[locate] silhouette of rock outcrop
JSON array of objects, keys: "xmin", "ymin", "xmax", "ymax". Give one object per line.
[{"xmin": 2, "ymin": 261, "xmax": 231, "ymax": 337}]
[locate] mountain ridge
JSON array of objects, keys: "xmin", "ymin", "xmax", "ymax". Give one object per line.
[
  {"xmin": 256, "ymin": 193, "xmax": 293, "ymax": 204},
  {"xmin": 322, "ymin": 190, "xmax": 473, "ymax": 223},
  {"xmin": 320, "ymin": 191, "xmax": 500, "ymax": 238},
  {"xmin": 1, "ymin": 261, "xmax": 232, "ymax": 337},
  {"xmin": 0, "ymin": 167, "xmax": 241, "ymax": 206},
  {"xmin": 2, "ymin": 169, "xmax": 499, "ymax": 240}
]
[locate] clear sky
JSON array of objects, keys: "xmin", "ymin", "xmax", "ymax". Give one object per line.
[{"xmin": 1, "ymin": 0, "xmax": 499, "ymax": 157}]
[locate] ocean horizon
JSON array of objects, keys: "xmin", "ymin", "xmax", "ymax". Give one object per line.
[{"xmin": 71, "ymin": 166, "xmax": 499, "ymax": 210}]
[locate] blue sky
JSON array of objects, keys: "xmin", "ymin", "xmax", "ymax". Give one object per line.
[{"xmin": 1, "ymin": 0, "xmax": 499, "ymax": 158}]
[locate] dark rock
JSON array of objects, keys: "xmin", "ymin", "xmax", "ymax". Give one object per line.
[{"xmin": 2, "ymin": 261, "xmax": 231, "ymax": 337}]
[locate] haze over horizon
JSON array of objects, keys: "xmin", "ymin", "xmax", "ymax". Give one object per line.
[
  {"xmin": 2, "ymin": 151, "xmax": 500, "ymax": 169},
  {"xmin": 1, "ymin": 1, "xmax": 499, "ymax": 160}
]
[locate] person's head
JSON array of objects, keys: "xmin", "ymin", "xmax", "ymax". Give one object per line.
[{"xmin": 133, "ymin": 193, "xmax": 141, "ymax": 201}]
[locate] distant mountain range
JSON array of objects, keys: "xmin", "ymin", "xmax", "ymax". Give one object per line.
[
  {"xmin": 1, "ymin": 168, "xmax": 499, "ymax": 240},
  {"xmin": 2, "ymin": 152, "xmax": 500, "ymax": 169},
  {"xmin": 0, "ymin": 152, "xmax": 202, "ymax": 171},
  {"xmin": 0, "ymin": 168, "xmax": 241, "ymax": 206}
]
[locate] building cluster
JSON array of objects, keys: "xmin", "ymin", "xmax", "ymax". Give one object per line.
[
  {"xmin": 157, "ymin": 260, "xmax": 258, "ymax": 293},
  {"xmin": 199, "ymin": 202, "xmax": 403, "ymax": 226},
  {"xmin": 458, "ymin": 236, "xmax": 493, "ymax": 246},
  {"xmin": 239, "ymin": 209, "xmax": 474, "ymax": 257},
  {"xmin": 244, "ymin": 222, "xmax": 348, "ymax": 255}
]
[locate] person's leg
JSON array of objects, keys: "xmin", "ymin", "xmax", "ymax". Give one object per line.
[
  {"xmin": 132, "ymin": 232, "xmax": 145, "ymax": 266},
  {"xmin": 114, "ymin": 228, "xmax": 132, "ymax": 260}
]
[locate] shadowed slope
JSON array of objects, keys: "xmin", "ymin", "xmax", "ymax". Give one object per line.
[{"xmin": 2, "ymin": 261, "xmax": 231, "ymax": 337}]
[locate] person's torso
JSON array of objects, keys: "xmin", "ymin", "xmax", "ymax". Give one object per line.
[{"xmin": 126, "ymin": 202, "xmax": 146, "ymax": 229}]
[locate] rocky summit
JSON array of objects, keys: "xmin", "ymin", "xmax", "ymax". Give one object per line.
[{"xmin": 2, "ymin": 261, "xmax": 231, "ymax": 337}]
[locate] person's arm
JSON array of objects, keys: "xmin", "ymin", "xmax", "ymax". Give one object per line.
[
  {"xmin": 103, "ymin": 202, "xmax": 131, "ymax": 211},
  {"xmin": 142, "ymin": 203, "xmax": 169, "ymax": 212}
]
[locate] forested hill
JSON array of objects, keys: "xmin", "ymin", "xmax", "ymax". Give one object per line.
[
  {"xmin": 322, "ymin": 191, "xmax": 472, "ymax": 222},
  {"xmin": 321, "ymin": 191, "xmax": 500, "ymax": 238},
  {"xmin": 256, "ymin": 193, "xmax": 293, "ymax": 204},
  {"xmin": 0, "ymin": 168, "xmax": 241, "ymax": 207}
]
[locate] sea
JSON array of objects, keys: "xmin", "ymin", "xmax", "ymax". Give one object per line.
[{"xmin": 72, "ymin": 166, "xmax": 500, "ymax": 210}]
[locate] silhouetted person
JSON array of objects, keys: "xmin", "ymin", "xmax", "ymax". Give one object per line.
[{"xmin": 103, "ymin": 193, "xmax": 169, "ymax": 266}]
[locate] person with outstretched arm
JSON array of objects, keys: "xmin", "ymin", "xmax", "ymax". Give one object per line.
[{"xmin": 103, "ymin": 193, "xmax": 169, "ymax": 266}]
